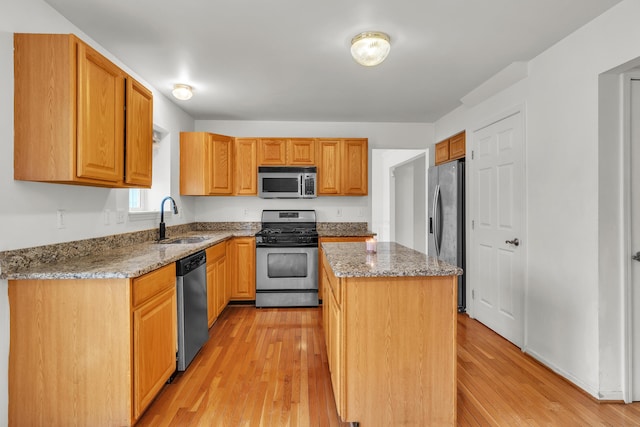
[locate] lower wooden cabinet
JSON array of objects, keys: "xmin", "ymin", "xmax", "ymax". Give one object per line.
[
  {"xmin": 206, "ymin": 242, "xmax": 228, "ymax": 327},
  {"xmin": 229, "ymin": 237, "xmax": 256, "ymax": 300},
  {"xmin": 132, "ymin": 265, "xmax": 177, "ymax": 419},
  {"xmin": 8, "ymin": 263, "xmax": 177, "ymax": 426}
]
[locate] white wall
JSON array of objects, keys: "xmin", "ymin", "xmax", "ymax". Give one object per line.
[
  {"xmin": 434, "ymin": 0, "xmax": 640, "ymax": 399},
  {"xmin": 193, "ymin": 120, "xmax": 433, "ymax": 225},
  {"xmin": 0, "ymin": 0, "xmax": 197, "ymax": 421}
]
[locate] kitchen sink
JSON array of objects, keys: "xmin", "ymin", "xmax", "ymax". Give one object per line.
[{"xmin": 157, "ymin": 236, "xmax": 208, "ymax": 244}]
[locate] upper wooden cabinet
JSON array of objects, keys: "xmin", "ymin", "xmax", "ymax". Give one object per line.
[
  {"xmin": 180, "ymin": 132, "xmax": 234, "ymax": 195},
  {"xmin": 257, "ymin": 138, "xmax": 316, "ymax": 165},
  {"xmin": 435, "ymin": 131, "xmax": 465, "ymax": 165},
  {"xmin": 181, "ymin": 134, "xmax": 367, "ymax": 197},
  {"xmin": 13, "ymin": 33, "xmax": 153, "ymax": 188},
  {"xmin": 287, "ymin": 138, "xmax": 315, "ymax": 165},
  {"xmin": 235, "ymin": 138, "xmax": 258, "ymax": 195},
  {"xmin": 317, "ymin": 138, "xmax": 368, "ymax": 196},
  {"xmin": 258, "ymin": 138, "xmax": 287, "ymax": 165}
]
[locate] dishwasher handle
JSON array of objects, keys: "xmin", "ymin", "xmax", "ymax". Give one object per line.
[{"xmin": 176, "ymin": 251, "xmax": 207, "ymax": 276}]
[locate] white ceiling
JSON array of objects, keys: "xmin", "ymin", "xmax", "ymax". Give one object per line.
[{"xmin": 44, "ymin": 0, "xmax": 621, "ymax": 123}]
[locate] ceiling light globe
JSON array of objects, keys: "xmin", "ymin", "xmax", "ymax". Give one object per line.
[
  {"xmin": 172, "ymin": 84, "xmax": 193, "ymax": 100},
  {"xmin": 350, "ymin": 32, "xmax": 391, "ymax": 67}
]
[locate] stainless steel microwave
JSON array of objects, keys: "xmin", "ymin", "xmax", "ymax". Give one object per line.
[{"xmin": 258, "ymin": 166, "xmax": 317, "ymax": 199}]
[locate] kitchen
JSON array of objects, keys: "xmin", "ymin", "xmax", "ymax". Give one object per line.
[{"xmin": 2, "ymin": 0, "xmax": 640, "ymax": 425}]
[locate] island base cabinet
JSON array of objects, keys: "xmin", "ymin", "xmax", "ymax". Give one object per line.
[
  {"xmin": 8, "ymin": 278, "xmax": 132, "ymax": 426},
  {"xmin": 322, "ymin": 256, "xmax": 458, "ymax": 426}
]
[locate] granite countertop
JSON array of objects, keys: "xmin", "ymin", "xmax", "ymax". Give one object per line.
[
  {"xmin": 0, "ymin": 221, "xmax": 373, "ymax": 281},
  {"xmin": 1, "ymin": 230, "xmax": 256, "ymax": 280},
  {"xmin": 321, "ymin": 242, "xmax": 463, "ymax": 278}
]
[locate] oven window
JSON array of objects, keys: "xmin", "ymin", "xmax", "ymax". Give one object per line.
[
  {"xmin": 267, "ymin": 253, "xmax": 308, "ymax": 278},
  {"xmin": 262, "ymin": 177, "xmax": 299, "ymax": 193}
]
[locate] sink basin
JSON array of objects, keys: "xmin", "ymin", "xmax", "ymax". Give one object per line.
[{"xmin": 157, "ymin": 236, "xmax": 207, "ymax": 244}]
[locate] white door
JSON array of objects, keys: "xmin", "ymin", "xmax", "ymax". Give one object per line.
[
  {"xmin": 630, "ymin": 78, "xmax": 640, "ymax": 401},
  {"xmin": 471, "ymin": 111, "xmax": 525, "ymax": 347}
]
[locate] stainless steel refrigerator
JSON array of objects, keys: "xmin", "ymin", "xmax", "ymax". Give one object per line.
[{"xmin": 428, "ymin": 160, "xmax": 465, "ymax": 312}]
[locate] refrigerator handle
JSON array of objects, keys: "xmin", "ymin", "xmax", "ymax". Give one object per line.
[{"xmin": 433, "ymin": 184, "xmax": 441, "ymax": 257}]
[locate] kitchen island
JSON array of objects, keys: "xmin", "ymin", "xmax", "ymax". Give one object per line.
[{"xmin": 321, "ymin": 242, "xmax": 462, "ymax": 426}]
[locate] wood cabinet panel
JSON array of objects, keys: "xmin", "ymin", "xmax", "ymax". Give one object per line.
[
  {"xmin": 132, "ymin": 262, "xmax": 175, "ymax": 307},
  {"xmin": 9, "ymin": 278, "xmax": 132, "ymax": 426},
  {"xmin": 132, "ymin": 263, "xmax": 177, "ymax": 420},
  {"xmin": 125, "ymin": 78, "xmax": 153, "ymax": 187},
  {"xmin": 13, "ymin": 33, "xmax": 152, "ymax": 188},
  {"xmin": 317, "ymin": 139, "xmax": 342, "ymax": 195},
  {"xmin": 133, "ymin": 286, "xmax": 177, "ymax": 419},
  {"xmin": 76, "ymin": 41, "xmax": 125, "ymax": 182},
  {"xmin": 258, "ymin": 138, "xmax": 287, "ymax": 165},
  {"xmin": 235, "ymin": 138, "xmax": 258, "ymax": 195},
  {"xmin": 449, "ymin": 131, "xmax": 466, "ymax": 160},
  {"xmin": 435, "ymin": 140, "xmax": 450, "ymax": 165},
  {"xmin": 180, "ymin": 132, "xmax": 234, "ymax": 195},
  {"xmin": 342, "ymin": 139, "xmax": 368, "ymax": 195},
  {"xmin": 287, "ymin": 138, "xmax": 315, "ymax": 165},
  {"xmin": 317, "ymin": 138, "xmax": 367, "ymax": 195},
  {"xmin": 229, "ymin": 237, "xmax": 256, "ymax": 300},
  {"xmin": 320, "ymin": 255, "xmax": 458, "ymax": 425},
  {"xmin": 8, "ymin": 263, "xmax": 179, "ymax": 425},
  {"xmin": 209, "ymin": 134, "xmax": 234, "ymax": 195},
  {"xmin": 435, "ymin": 131, "xmax": 465, "ymax": 165}
]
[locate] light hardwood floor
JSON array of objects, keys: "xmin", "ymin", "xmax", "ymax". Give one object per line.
[{"xmin": 138, "ymin": 306, "xmax": 640, "ymax": 426}]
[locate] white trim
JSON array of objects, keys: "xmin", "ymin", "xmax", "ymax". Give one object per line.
[{"xmin": 622, "ymin": 71, "xmax": 640, "ymax": 403}]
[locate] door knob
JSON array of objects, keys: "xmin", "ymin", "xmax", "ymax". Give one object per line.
[
  {"xmin": 633, "ymin": 251, "xmax": 640, "ymax": 261},
  {"xmin": 505, "ymin": 238, "xmax": 520, "ymax": 247}
]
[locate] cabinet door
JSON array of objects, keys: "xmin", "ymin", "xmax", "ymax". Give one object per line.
[
  {"xmin": 125, "ymin": 78, "xmax": 153, "ymax": 187},
  {"xmin": 317, "ymin": 139, "xmax": 342, "ymax": 195},
  {"xmin": 342, "ymin": 139, "xmax": 368, "ymax": 195},
  {"xmin": 287, "ymin": 138, "xmax": 315, "ymax": 165},
  {"xmin": 76, "ymin": 40, "xmax": 125, "ymax": 183},
  {"xmin": 133, "ymin": 287, "xmax": 177, "ymax": 419},
  {"xmin": 258, "ymin": 138, "xmax": 287, "ymax": 165},
  {"xmin": 235, "ymin": 138, "xmax": 258, "ymax": 195},
  {"xmin": 208, "ymin": 134, "xmax": 234, "ymax": 195},
  {"xmin": 448, "ymin": 131, "xmax": 466, "ymax": 160},
  {"xmin": 435, "ymin": 140, "xmax": 450, "ymax": 165},
  {"xmin": 229, "ymin": 237, "xmax": 256, "ymax": 300}
]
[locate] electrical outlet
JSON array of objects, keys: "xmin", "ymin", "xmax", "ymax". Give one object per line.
[
  {"xmin": 116, "ymin": 209, "xmax": 126, "ymax": 224},
  {"xmin": 104, "ymin": 209, "xmax": 111, "ymax": 225},
  {"xmin": 56, "ymin": 209, "xmax": 66, "ymax": 229},
  {"xmin": 336, "ymin": 208, "xmax": 343, "ymax": 217}
]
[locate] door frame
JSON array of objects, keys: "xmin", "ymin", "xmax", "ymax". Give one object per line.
[
  {"xmin": 467, "ymin": 103, "xmax": 528, "ymax": 349},
  {"xmin": 622, "ymin": 71, "xmax": 640, "ymax": 403}
]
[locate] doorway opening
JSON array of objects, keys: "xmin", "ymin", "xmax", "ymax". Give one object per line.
[{"xmin": 371, "ymin": 149, "xmax": 427, "ymax": 252}]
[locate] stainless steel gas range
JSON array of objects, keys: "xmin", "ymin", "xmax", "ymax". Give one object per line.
[{"xmin": 255, "ymin": 210, "xmax": 319, "ymax": 307}]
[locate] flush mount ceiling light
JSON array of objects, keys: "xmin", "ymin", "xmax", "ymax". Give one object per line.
[
  {"xmin": 350, "ymin": 31, "xmax": 391, "ymax": 67},
  {"xmin": 172, "ymin": 84, "xmax": 193, "ymax": 101}
]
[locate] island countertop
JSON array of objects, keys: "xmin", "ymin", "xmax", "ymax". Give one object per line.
[{"xmin": 321, "ymin": 241, "xmax": 463, "ymax": 278}]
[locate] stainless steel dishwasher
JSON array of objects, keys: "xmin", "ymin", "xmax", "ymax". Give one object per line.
[{"xmin": 176, "ymin": 250, "xmax": 208, "ymax": 371}]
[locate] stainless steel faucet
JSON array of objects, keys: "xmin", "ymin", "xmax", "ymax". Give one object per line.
[{"xmin": 159, "ymin": 196, "xmax": 179, "ymax": 241}]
